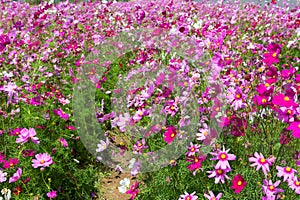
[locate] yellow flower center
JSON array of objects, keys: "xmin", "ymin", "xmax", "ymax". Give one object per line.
[
  {"xmin": 191, "ymin": 147, "xmax": 195, "ymax": 152},
  {"xmin": 171, "ymin": 106, "xmax": 175, "ymax": 110},
  {"xmin": 298, "ymin": 124, "xmax": 300, "ymax": 129},
  {"xmin": 170, "ymin": 133, "xmax": 175, "ymax": 138},
  {"xmin": 138, "ymin": 143, "xmax": 142, "ymax": 147},
  {"xmin": 238, "ymin": 181, "xmax": 242, "ymax": 186},
  {"xmin": 217, "ymin": 169, "xmax": 223, "ymax": 174},
  {"xmin": 272, "ymin": 52, "xmax": 277, "ymax": 57},
  {"xmin": 220, "ymin": 153, "xmax": 226, "ymax": 159},
  {"xmin": 10, "ymin": 163, "xmax": 13, "ymax": 167},
  {"xmin": 287, "ymin": 110, "xmax": 292, "ymax": 114},
  {"xmin": 262, "ymin": 98, "xmax": 267, "ymax": 103},
  {"xmin": 295, "ymin": 181, "xmax": 300, "ymax": 186},
  {"xmin": 211, "ymin": 198, "xmax": 216, "ymax": 200},
  {"xmin": 284, "ymin": 96, "xmax": 290, "ymax": 101},
  {"xmin": 203, "ymin": 131, "xmax": 208, "ymax": 136},
  {"xmin": 285, "ymin": 167, "xmax": 291, "ymax": 172},
  {"xmin": 260, "ymin": 158, "xmax": 266, "ymax": 163},
  {"xmin": 194, "ymin": 158, "xmax": 199, "ymax": 163},
  {"xmin": 269, "ymin": 185, "xmax": 275, "ymax": 190},
  {"xmin": 236, "ymin": 94, "xmax": 241, "ymax": 99},
  {"xmin": 170, "ymin": 160, "xmax": 175, "ymax": 164},
  {"xmin": 40, "ymin": 160, "xmax": 45, "ymax": 164},
  {"xmin": 215, "ymin": 107, "xmax": 220, "ymax": 111},
  {"xmin": 186, "ymin": 197, "xmax": 191, "ymax": 200},
  {"xmin": 265, "ymin": 83, "xmax": 270, "ymax": 87}
]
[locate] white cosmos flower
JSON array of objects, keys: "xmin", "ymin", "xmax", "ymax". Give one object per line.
[{"xmin": 118, "ymin": 178, "xmax": 130, "ymax": 194}]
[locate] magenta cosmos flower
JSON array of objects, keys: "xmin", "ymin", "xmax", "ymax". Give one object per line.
[
  {"xmin": 272, "ymin": 93, "xmax": 297, "ymax": 108},
  {"xmin": 263, "ymin": 43, "xmax": 281, "ymax": 66},
  {"xmin": 204, "ymin": 191, "xmax": 222, "ymax": 200},
  {"xmin": 47, "ymin": 190, "xmax": 57, "ymax": 199},
  {"xmin": 249, "ymin": 152, "xmax": 275, "ymax": 177},
  {"xmin": 32, "ymin": 153, "xmax": 53, "ymax": 168},
  {"xmin": 276, "ymin": 166, "xmax": 297, "ymax": 182},
  {"xmin": 164, "ymin": 126, "xmax": 177, "ymax": 144},
  {"xmin": 210, "ymin": 146, "xmax": 236, "ymax": 170},
  {"xmin": 3, "ymin": 158, "xmax": 19, "ymax": 169},
  {"xmin": 178, "ymin": 191, "xmax": 198, "ymax": 200},
  {"xmin": 286, "ymin": 122, "xmax": 300, "ymax": 138},
  {"xmin": 53, "ymin": 108, "xmax": 69, "ymax": 121}
]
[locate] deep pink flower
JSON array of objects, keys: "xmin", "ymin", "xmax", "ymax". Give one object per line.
[
  {"xmin": 47, "ymin": 190, "xmax": 57, "ymax": 199},
  {"xmin": 3, "ymin": 158, "xmax": 19, "ymax": 169},
  {"xmin": 272, "ymin": 93, "xmax": 297, "ymax": 107},
  {"xmin": 164, "ymin": 126, "xmax": 177, "ymax": 144},
  {"xmin": 32, "ymin": 153, "xmax": 53, "ymax": 168},
  {"xmin": 286, "ymin": 122, "xmax": 300, "ymax": 138},
  {"xmin": 9, "ymin": 168, "xmax": 22, "ymax": 183},
  {"xmin": 263, "ymin": 43, "xmax": 281, "ymax": 66},
  {"xmin": 53, "ymin": 108, "xmax": 69, "ymax": 121},
  {"xmin": 186, "ymin": 155, "xmax": 206, "ymax": 172},
  {"xmin": 231, "ymin": 174, "xmax": 247, "ymax": 194}
]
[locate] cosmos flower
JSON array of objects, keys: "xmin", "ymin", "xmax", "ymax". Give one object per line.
[
  {"xmin": 204, "ymin": 191, "xmax": 222, "ymax": 200},
  {"xmin": 178, "ymin": 191, "xmax": 198, "ymax": 200},
  {"xmin": 164, "ymin": 126, "xmax": 177, "ymax": 144},
  {"xmin": 32, "ymin": 153, "xmax": 53, "ymax": 168},
  {"xmin": 231, "ymin": 174, "xmax": 247, "ymax": 194},
  {"xmin": 9, "ymin": 168, "xmax": 22, "ymax": 183},
  {"xmin": 207, "ymin": 166, "xmax": 231, "ymax": 184},
  {"xmin": 210, "ymin": 146, "xmax": 236, "ymax": 170},
  {"xmin": 276, "ymin": 166, "xmax": 297, "ymax": 182},
  {"xmin": 286, "ymin": 122, "xmax": 300, "ymax": 138},
  {"xmin": 249, "ymin": 152, "xmax": 275, "ymax": 177}
]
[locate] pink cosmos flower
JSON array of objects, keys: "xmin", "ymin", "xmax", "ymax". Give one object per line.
[
  {"xmin": 253, "ymin": 95, "xmax": 269, "ymax": 106},
  {"xmin": 32, "ymin": 153, "xmax": 53, "ymax": 168},
  {"xmin": 178, "ymin": 191, "xmax": 198, "ymax": 200},
  {"xmin": 16, "ymin": 128, "xmax": 40, "ymax": 144},
  {"xmin": 210, "ymin": 146, "xmax": 236, "ymax": 170},
  {"xmin": 204, "ymin": 191, "xmax": 222, "ymax": 200},
  {"xmin": 47, "ymin": 190, "xmax": 57, "ymax": 199},
  {"xmin": 249, "ymin": 152, "xmax": 275, "ymax": 177},
  {"xmin": 186, "ymin": 142, "xmax": 200, "ymax": 157},
  {"xmin": 286, "ymin": 122, "xmax": 300, "ymax": 138},
  {"xmin": 3, "ymin": 158, "xmax": 19, "ymax": 169},
  {"xmin": 9, "ymin": 168, "xmax": 22, "ymax": 183},
  {"xmin": 207, "ymin": 166, "xmax": 231, "ymax": 184},
  {"xmin": 59, "ymin": 138, "xmax": 68, "ymax": 148},
  {"xmin": 0, "ymin": 170, "xmax": 7, "ymax": 183},
  {"xmin": 164, "ymin": 126, "xmax": 177, "ymax": 144},
  {"xmin": 288, "ymin": 176, "xmax": 300, "ymax": 194},
  {"xmin": 262, "ymin": 179, "xmax": 284, "ymax": 196},
  {"xmin": 53, "ymin": 108, "xmax": 69, "ymax": 121},
  {"xmin": 133, "ymin": 139, "xmax": 148, "ymax": 154},
  {"xmin": 276, "ymin": 166, "xmax": 297, "ymax": 182}
]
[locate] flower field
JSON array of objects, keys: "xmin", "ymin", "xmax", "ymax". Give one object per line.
[{"xmin": 0, "ymin": 0, "xmax": 299, "ymax": 199}]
